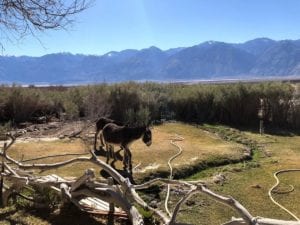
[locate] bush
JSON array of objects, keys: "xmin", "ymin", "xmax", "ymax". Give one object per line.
[{"xmin": 0, "ymin": 82, "xmax": 299, "ymax": 130}]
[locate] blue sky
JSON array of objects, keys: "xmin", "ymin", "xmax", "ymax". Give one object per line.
[{"xmin": 3, "ymin": 0, "xmax": 300, "ymax": 56}]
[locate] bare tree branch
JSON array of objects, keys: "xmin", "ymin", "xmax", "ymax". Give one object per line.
[
  {"xmin": 0, "ymin": 0, "xmax": 92, "ymax": 49},
  {"xmin": 2, "ymin": 134, "xmax": 300, "ymax": 225}
]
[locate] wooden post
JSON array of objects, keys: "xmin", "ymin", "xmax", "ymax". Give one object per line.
[
  {"xmin": 0, "ymin": 143, "xmax": 7, "ymax": 207},
  {"xmin": 258, "ymin": 98, "xmax": 265, "ymax": 135},
  {"xmin": 108, "ymin": 177, "xmax": 115, "ymax": 225},
  {"xmin": 260, "ymin": 120, "xmax": 264, "ymax": 135}
]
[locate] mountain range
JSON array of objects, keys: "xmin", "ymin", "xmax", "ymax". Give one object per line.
[{"xmin": 1, "ymin": 38, "xmax": 300, "ymax": 84}]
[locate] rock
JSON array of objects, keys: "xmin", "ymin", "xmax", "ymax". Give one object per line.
[
  {"xmin": 170, "ymin": 186, "xmax": 186, "ymax": 195},
  {"xmin": 149, "ymin": 200, "xmax": 159, "ymax": 208},
  {"xmin": 18, "ymin": 122, "xmax": 32, "ymax": 128},
  {"xmin": 36, "ymin": 116, "xmax": 47, "ymax": 124},
  {"xmin": 185, "ymin": 200, "xmax": 196, "ymax": 206},
  {"xmin": 231, "ymin": 167, "xmax": 242, "ymax": 172},
  {"xmin": 270, "ymin": 160, "xmax": 278, "ymax": 164},
  {"xmin": 48, "ymin": 117, "xmax": 60, "ymax": 122},
  {"xmin": 16, "ymin": 129, "xmax": 27, "ymax": 136},
  {"xmin": 85, "ymin": 132, "xmax": 96, "ymax": 138},
  {"xmin": 47, "ymin": 123, "xmax": 59, "ymax": 129},
  {"xmin": 264, "ymin": 150, "xmax": 272, "ymax": 157},
  {"xmin": 251, "ymin": 184, "xmax": 262, "ymax": 189},
  {"xmin": 213, "ymin": 173, "xmax": 226, "ymax": 185}
]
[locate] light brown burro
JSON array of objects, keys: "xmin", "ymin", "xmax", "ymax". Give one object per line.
[
  {"xmin": 94, "ymin": 117, "xmax": 123, "ymax": 150},
  {"xmin": 101, "ymin": 123, "xmax": 152, "ymax": 174}
]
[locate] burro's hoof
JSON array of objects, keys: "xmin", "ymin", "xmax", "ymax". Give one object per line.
[
  {"xmin": 93, "ymin": 149, "xmax": 102, "ymax": 156},
  {"xmin": 127, "ymin": 168, "xmax": 133, "ymax": 175},
  {"xmin": 123, "ymin": 167, "xmax": 131, "ymax": 175}
]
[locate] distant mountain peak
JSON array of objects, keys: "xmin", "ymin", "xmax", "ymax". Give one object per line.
[
  {"xmin": 197, "ymin": 41, "xmax": 227, "ymax": 48},
  {"xmin": 1, "ymin": 38, "xmax": 300, "ymax": 84},
  {"xmin": 43, "ymin": 52, "xmax": 73, "ymax": 57},
  {"xmin": 248, "ymin": 37, "xmax": 275, "ymax": 42},
  {"xmin": 104, "ymin": 51, "xmax": 118, "ymax": 57},
  {"xmin": 236, "ymin": 38, "xmax": 277, "ymax": 56},
  {"xmin": 142, "ymin": 46, "xmax": 162, "ymax": 52},
  {"xmin": 206, "ymin": 40, "xmax": 218, "ymax": 45}
]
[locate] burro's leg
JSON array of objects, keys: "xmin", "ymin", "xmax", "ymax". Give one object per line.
[
  {"xmin": 110, "ymin": 145, "xmax": 115, "ymax": 160},
  {"xmin": 122, "ymin": 145, "xmax": 128, "ymax": 172},
  {"xmin": 127, "ymin": 148, "xmax": 132, "ymax": 174},
  {"xmin": 105, "ymin": 143, "xmax": 110, "ymax": 164},
  {"xmin": 94, "ymin": 129, "xmax": 100, "ymax": 150},
  {"xmin": 99, "ymin": 131, "xmax": 105, "ymax": 147},
  {"xmin": 123, "ymin": 146, "xmax": 132, "ymax": 174},
  {"xmin": 109, "ymin": 145, "xmax": 115, "ymax": 161}
]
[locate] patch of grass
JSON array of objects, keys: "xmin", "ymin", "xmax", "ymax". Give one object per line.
[
  {"xmin": 178, "ymin": 129, "xmax": 300, "ymax": 224},
  {"xmin": 132, "ymin": 123, "xmax": 246, "ymax": 180},
  {"xmin": 0, "ymin": 206, "xmax": 50, "ymax": 225},
  {"xmin": 8, "ymin": 138, "xmax": 99, "ymax": 177},
  {"xmin": 187, "ymin": 166, "xmax": 219, "ymax": 180}
]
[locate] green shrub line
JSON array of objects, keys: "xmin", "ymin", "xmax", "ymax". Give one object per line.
[{"xmin": 0, "ymin": 82, "xmax": 299, "ymax": 129}]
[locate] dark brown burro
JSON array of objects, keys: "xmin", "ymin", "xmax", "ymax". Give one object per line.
[
  {"xmin": 101, "ymin": 123, "xmax": 152, "ymax": 174},
  {"xmin": 94, "ymin": 117, "xmax": 123, "ymax": 150}
]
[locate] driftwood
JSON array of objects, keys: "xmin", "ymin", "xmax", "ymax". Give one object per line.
[{"xmin": 1, "ymin": 134, "xmax": 300, "ymax": 225}]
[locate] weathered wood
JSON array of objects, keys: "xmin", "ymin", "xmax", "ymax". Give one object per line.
[
  {"xmin": 71, "ymin": 168, "xmax": 95, "ymax": 192},
  {"xmin": 199, "ymin": 185, "xmax": 254, "ymax": 225},
  {"xmin": 0, "ymin": 142, "xmax": 6, "ymax": 207},
  {"xmin": 222, "ymin": 218, "xmax": 247, "ymax": 225},
  {"xmin": 2, "ymin": 134, "xmax": 300, "ymax": 225},
  {"xmin": 21, "ymin": 152, "xmax": 89, "ymax": 163},
  {"xmin": 169, "ymin": 186, "xmax": 197, "ymax": 225},
  {"xmin": 107, "ymin": 177, "xmax": 115, "ymax": 212},
  {"xmin": 79, "ymin": 196, "xmax": 124, "ymax": 214},
  {"xmin": 223, "ymin": 217, "xmax": 300, "ymax": 225},
  {"xmin": 107, "ymin": 177, "xmax": 115, "ymax": 225},
  {"xmin": 73, "ymin": 188, "xmax": 143, "ymax": 225},
  {"xmin": 4, "ymin": 174, "xmax": 72, "ymax": 187}
]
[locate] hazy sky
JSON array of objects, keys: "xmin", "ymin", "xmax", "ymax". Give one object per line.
[{"xmin": 3, "ymin": 0, "xmax": 300, "ymax": 56}]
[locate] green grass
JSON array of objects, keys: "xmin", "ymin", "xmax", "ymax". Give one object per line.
[
  {"xmin": 175, "ymin": 127, "xmax": 300, "ymax": 224},
  {"xmin": 4, "ymin": 123, "xmax": 300, "ymax": 224}
]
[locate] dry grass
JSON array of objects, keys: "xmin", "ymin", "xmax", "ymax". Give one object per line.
[
  {"xmin": 2, "ymin": 122, "xmax": 246, "ymax": 225},
  {"xmin": 8, "ymin": 123, "xmax": 300, "ymax": 225},
  {"xmin": 130, "ymin": 122, "xmax": 245, "ymax": 174},
  {"xmin": 7, "ymin": 122, "xmax": 245, "ymax": 178},
  {"xmin": 7, "ymin": 138, "xmax": 96, "ymax": 178}
]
